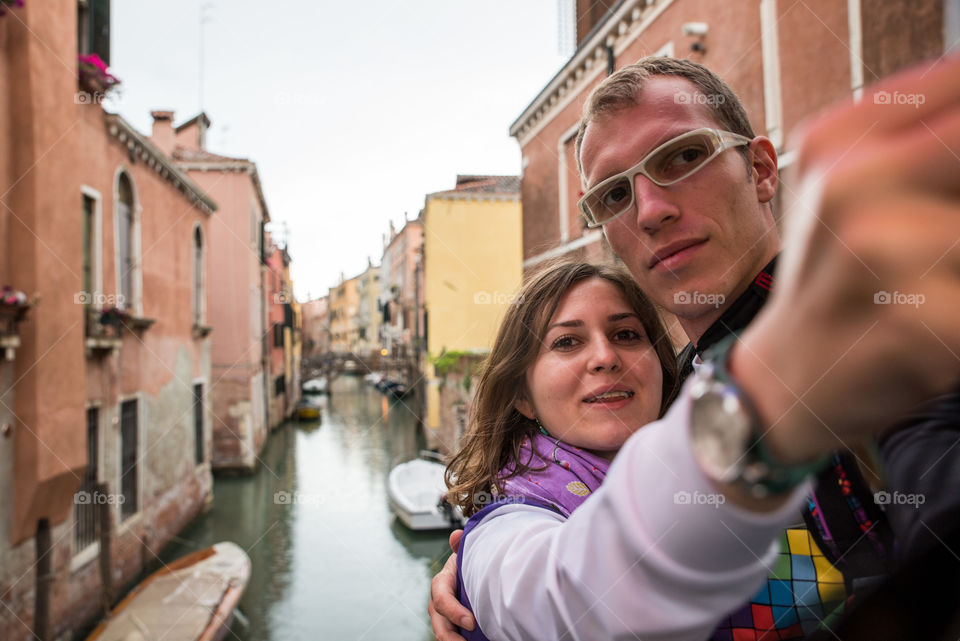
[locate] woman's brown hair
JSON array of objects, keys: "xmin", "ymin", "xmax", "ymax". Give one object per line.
[{"xmin": 445, "ymin": 260, "xmax": 680, "ymax": 517}]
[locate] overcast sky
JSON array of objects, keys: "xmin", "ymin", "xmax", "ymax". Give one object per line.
[{"xmin": 110, "ymin": 1, "xmax": 569, "ymax": 300}]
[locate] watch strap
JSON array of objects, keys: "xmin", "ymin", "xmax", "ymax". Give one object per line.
[{"xmin": 703, "ymin": 334, "xmax": 829, "ymax": 497}]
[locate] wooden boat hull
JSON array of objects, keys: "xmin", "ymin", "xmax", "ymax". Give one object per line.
[{"xmin": 85, "ymin": 541, "xmax": 251, "ymax": 641}]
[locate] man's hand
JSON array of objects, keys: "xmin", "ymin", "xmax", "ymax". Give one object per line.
[
  {"xmin": 429, "ymin": 529, "xmax": 475, "ymax": 640},
  {"xmin": 731, "ymin": 54, "xmax": 960, "ymax": 465}
]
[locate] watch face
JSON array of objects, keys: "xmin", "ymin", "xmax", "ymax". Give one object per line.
[{"xmin": 690, "ymin": 380, "xmax": 752, "ymax": 483}]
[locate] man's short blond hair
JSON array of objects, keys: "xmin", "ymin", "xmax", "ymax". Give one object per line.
[{"xmin": 575, "ymin": 57, "xmax": 755, "ymax": 178}]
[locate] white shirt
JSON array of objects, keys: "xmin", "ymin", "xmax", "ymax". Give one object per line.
[{"xmin": 460, "ymin": 378, "xmax": 810, "ymax": 641}]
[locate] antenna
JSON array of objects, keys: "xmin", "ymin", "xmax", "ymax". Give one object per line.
[{"xmin": 199, "ymin": 3, "xmax": 215, "ymax": 112}]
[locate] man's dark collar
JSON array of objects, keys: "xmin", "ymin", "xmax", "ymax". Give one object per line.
[{"xmin": 677, "ymin": 256, "xmax": 779, "ymax": 375}]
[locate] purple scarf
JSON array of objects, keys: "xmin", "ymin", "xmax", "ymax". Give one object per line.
[{"xmin": 499, "ymin": 433, "xmax": 611, "ymax": 517}]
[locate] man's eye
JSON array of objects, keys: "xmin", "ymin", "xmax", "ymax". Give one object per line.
[
  {"xmin": 661, "ymin": 146, "xmax": 707, "ymax": 172},
  {"xmin": 602, "ymin": 184, "xmax": 630, "ymax": 207}
]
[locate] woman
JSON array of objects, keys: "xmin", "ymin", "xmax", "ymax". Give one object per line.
[
  {"xmin": 445, "ymin": 261, "xmax": 844, "ymax": 641},
  {"xmin": 446, "ymin": 261, "xmax": 679, "ymax": 520}
]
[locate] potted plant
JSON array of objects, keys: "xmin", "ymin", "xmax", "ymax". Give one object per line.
[
  {"xmin": 78, "ymin": 53, "xmax": 121, "ymax": 96},
  {"xmin": 98, "ymin": 306, "xmax": 130, "ymax": 328},
  {"xmin": 0, "ymin": 1, "xmax": 24, "ymax": 16}
]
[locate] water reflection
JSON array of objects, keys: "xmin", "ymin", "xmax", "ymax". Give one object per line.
[{"xmin": 160, "ymin": 376, "xmax": 451, "ymax": 641}]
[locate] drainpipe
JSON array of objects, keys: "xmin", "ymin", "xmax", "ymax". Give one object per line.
[{"xmin": 34, "ymin": 519, "xmax": 51, "ymax": 641}]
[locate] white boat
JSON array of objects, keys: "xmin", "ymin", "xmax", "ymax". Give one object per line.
[
  {"xmin": 302, "ymin": 377, "xmax": 328, "ymax": 394},
  {"xmin": 85, "ymin": 541, "xmax": 250, "ymax": 641},
  {"xmin": 388, "ymin": 454, "xmax": 463, "ymax": 531}
]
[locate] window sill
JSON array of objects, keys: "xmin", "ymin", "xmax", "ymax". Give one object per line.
[
  {"xmin": 85, "ymin": 335, "xmax": 122, "ymax": 357},
  {"xmin": 192, "ymin": 324, "xmax": 212, "ymax": 339},
  {"xmin": 70, "ymin": 542, "xmax": 100, "ymax": 573}
]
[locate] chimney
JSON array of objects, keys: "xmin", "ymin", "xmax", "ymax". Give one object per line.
[{"xmin": 150, "ymin": 110, "xmax": 175, "ymax": 156}]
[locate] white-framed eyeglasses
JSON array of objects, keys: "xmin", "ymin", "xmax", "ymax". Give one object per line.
[{"xmin": 578, "ymin": 128, "xmax": 753, "ymax": 228}]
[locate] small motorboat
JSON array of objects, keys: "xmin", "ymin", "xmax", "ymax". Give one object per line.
[
  {"xmin": 302, "ymin": 376, "xmax": 328, "ymax": 394},
  {"xmin": 380, "ymin": 379, "xmax": 410, "ymax": 399},
  {"xmin": 388, "ymin": 452, "xmax": 463, "ymax": 531},
  {"xmin": 295, "ymin": 398, "xmax": 322, "ymax": 420},
  {"xmin": 85, "ymin": 541, "xmax": 250, "ymax": 641}
]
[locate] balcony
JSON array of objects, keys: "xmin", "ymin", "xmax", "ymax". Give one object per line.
[
  {"xmin": 0, "ymin": 296, "xmax": 29, "ymax": 361},
  {"xmin": 84, "ymin": 307, "xmax": 155, "ymax": 356}
]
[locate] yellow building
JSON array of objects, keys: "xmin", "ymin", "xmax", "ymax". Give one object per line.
[
  {"xmin": 423, "ymin": 175, "xmax": 522, "ymax": 440},
  {"xmin": 355, "ymin": 259, "xmax": 381, "ymax": 359},
  {"xmin": 328, "ymin": 273, "xmax": 359, "ymax": 354}
]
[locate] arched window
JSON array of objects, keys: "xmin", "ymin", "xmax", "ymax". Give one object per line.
[
  {"xmin": 116, "ymin": 173, "xmax": 134, "ymax": 309},
  {"xmin": 193, "ymin": 225, "xmax": 205, "ymax": 325}
]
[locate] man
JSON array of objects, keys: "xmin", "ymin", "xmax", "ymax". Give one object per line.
[{"xmin": 431, "ymin": 55, "xmax": 960, "ymax": 640}]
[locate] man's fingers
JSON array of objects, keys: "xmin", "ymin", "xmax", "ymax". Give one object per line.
[
  {"xmin": 449, "ymin": 529, "xmax": 464, "ymax": 553},
  {"xmin": 429, "ymin": 598, "xmax": 468, "ymax": 641},
  {"xmin": 801, "ymin": 54, "xmax": 960, "ymax": 156},
  {"xmin": 430, "ymin": 552, "xmax": 475, "ymax": 633}
]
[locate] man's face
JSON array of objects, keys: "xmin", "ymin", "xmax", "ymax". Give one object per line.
[{"xmin": 579, "ymin": 76, "xmax": 779, "ymax": 324}]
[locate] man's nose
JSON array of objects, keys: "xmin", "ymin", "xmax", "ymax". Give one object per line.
[{"xmin": 631, "ymin": 174, "xmax": 679, "ymax": 232}]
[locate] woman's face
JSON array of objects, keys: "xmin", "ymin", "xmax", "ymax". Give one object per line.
[{"xmin": 515, "ymin": 277, "xmax": 664, "ymax": 460}]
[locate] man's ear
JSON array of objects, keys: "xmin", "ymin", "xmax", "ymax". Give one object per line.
[
  {"xmin": 514, "ymin": 397, "xmax": 535, "ymax": 420},
  {"xmin": 749, "ymin": 136, "xmax": 779, "ymax": 204}
]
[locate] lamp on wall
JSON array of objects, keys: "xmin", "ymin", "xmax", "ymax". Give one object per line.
[{"xmin": 682, "ymin": 22, "xmax": 708, "ymax": 54}]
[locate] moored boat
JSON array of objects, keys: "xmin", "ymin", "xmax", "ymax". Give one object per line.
[
  {"xmin": 388, "ymin": 452, "xmax": 463, "ymax": 531},
  {"xmin": 302, "ymin": 376, "xmax": 328, "ymax": 394},
  {"xmin": 295, "ymin": 397, "xmax": 322, "ymax": 420},
  {"xmin": 85, "ymin": 541, "xmax": 250, "ymax": 641}
]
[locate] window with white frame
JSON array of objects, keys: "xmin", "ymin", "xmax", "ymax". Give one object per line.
[
  {"xmin": 193, "ymin": 224, "xmax": 205, "ymax": 325},
  {"xmin": 115, "ymin": 171, "xmax": 140, "ymax": 313}
]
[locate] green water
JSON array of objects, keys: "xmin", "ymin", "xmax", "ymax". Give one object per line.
[{"xmin": 159, "ymin": 376, "xmax": 452, "ymax": 640}]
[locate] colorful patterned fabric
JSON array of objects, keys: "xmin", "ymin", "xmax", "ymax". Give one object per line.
[
  {"xmin": 710, "ymin": 528, "xmax": 847, "ymax": 640},
  {"xmin": 499, "ymin": 433, "xmax": 610, "ymax": 518}
]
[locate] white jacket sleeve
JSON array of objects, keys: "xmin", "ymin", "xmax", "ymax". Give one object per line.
[{"xmin": 460, "ymin": 380, "xmax": 811, "ymax": 641}]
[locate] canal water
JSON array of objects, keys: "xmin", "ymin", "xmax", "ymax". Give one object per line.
[{"xmin": 159, "ymin": 376, "xmax": 452, "ymax": 640}]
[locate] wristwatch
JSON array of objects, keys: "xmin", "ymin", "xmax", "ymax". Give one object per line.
[{"xmin": 689, "ymin": 335, "xmax": 828, "ymax": 498}]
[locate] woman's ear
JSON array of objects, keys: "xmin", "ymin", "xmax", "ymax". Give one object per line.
[{"xmin": 514, "ymin": 397, "xmax": 535, "ymax": 420}]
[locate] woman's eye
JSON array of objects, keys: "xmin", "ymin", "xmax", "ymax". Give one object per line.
[
  {"xmin": 613, "ymin": 328, "xmax": 644, "ymax": 342},
  {"xmin": 550, "ymin": 335, "xmax": 579, "ymax": 350}
]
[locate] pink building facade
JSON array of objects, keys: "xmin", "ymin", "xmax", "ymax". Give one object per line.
[
  {"xmin": 378, "ymin": 216, "xmax": 424, "ymax": 359},
  {"xmin": 301, "ymin": 295, "xmax": 330, "ymax": 360},
  {"xmin": 162, "ymin": 113, "xmax": 272, "ymax": 471},
  {"xmin": 1, "ymin": 2, "xmax": 215, "ymax": 637},
  {"xmin": 264, "ymin": 235, "xmax": 294, "ymax": 428}
]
